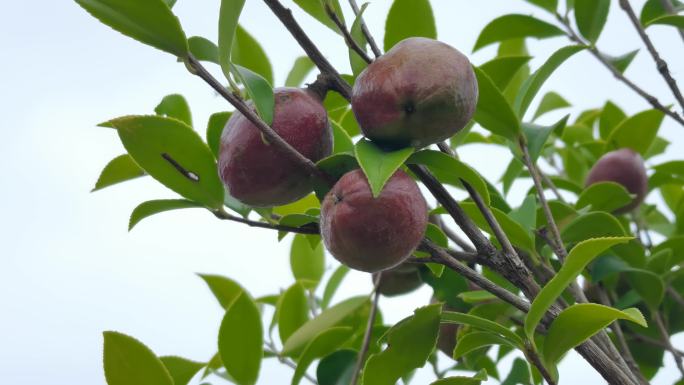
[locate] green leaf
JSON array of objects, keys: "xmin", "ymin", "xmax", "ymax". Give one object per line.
[
  {"xmin": 321, "ymin": 265, "xmax": 350, "ymax": 309},
  {"xmin": 453, "ymin": 331, "xmax": 518, "ymax": 359},
  {"xmin": 159, "ymin": 356, "xmax": 205, "ymax": 385},
  {"xmin": 460, "ymin": 202, "xmax": 536, "ymax": 255},
  {"xmin": 331, "ymin": 120, "xmax": 354, "ymax": 154},
  {"xmin": 599, "ymin": 101, "xmax": 626, "ymax": 139},
  {"xmin": 75, "ymin": 0, "xmax": 188, "ymax": 57},
  {"xmin": 188, "ymin": 36, "xmax": 219, "ymax": 63},
  {"xmin": 285, "ymin": 56, "xmax": 316, "ymax": 87},
  {"xmin": 282, "ymin": 296, "xmax": 368, "ymax": 356},
  {"xmin": 543, "ymin": 303, "xmax": 646, "ymax": 365},
  {"xmin": 354, "ymin": 139, "xmax": 414, "ymax": 197},
  {"xmin": 278, "ymin": 282, "xmax": 310, "ymax": 344},
  {"xmin": 524, "ymin": 0, "xmax": 558, "ymax": 13},
  {"xmin": 274, "ymin": 194, "xmax": 321, "ymax": 216},
  {"xmin": 206, "ymin": 111, "xmax": 231, "ymax": 159},
  {"xmin": 155, "ymin": 94, "xmax": 192, "ymax": 127},
  {"xmin": 384, "ymin": 0, "xmax": 436, "ymax": 51},
  {"xmin": 627, "ymin": 269, "xmax": 665, "ymax": 309},
  {"xmin": 479, "ymin": 56, "xmax": 533, "ymax": 92},
  {"xmin": 509, "ymin": 195, "xmax": 538, "ymax": 231},
  {"xmin": 645, "ymin": 14, "xmax": 684, "ymax": 28},
  {"xmin": 232, "ymin": 25, "xmax": 274, "ymax": 85},
  {"xmin": 576, "ymin": 182, "xmax": 634, "ymax": 212},
  {"xmin": 430, "ymin": 371, "xmax": 487, "ymax": 385},
  {"xmin": 524, "ymin": 237, "xmax": 631, "ymax": 339},
  {"xmin": 104, "ymin": 115, "xmax": 224, "ymax": 208},
  {"xmin": 198, "ymin": 274, "xmax": 244, "ymax": 309},
  {"xmin": 458, "ymin": 290, "xmax": 498, "ymax": 304},
  {"xmin": 533, "ymin": 92, "xmax": 571, "ymax": 120},
  {"xmin": 317, "ymin": 350, "xmax": 357, "ymax": 385},
  {"xmin": 291, "ymin": 234, "xmax": 325, "ymax": 289},
  {"xmin": 218, "ymin": 292, "xmax": 263, "ymax": 385},
  {"xmin": 292, "ymin": 327, "xmax": 354, "ymax": 385},
  {"xmin": 522, "ymin": 116, "xmax": 568, "ymax": 161},
  {"xmin": 292, "ymin": 0, "xmax": 345, "ymax": 34},
  {"xmin": 230, "ymin": 64, "xmax": 275, "ymax": 125},
  {"xmin": 349, "ymin": 3, "xmax": 370, "ymax": 77},
  {"xmin": 607, "ymin": 49, "xmax": 639, "ymax": 74},
  {"xmin": 407, "ymin": 150, "xmax": 490, "ymax": 205},
  {"xmin": 218, "ymin": 0, "xmax": 246, "ymax": 81},
  {"xmin": 473, "ymin": 15, "xmax": 564, "ymax": 52},
  {"xmin": 501, "ymin": 358, "xmax": 531, "ymax": 385},
  {"xmin": 103, "ymin": 331, "xmax": 173, "ymax": 385},
  {"xmin": 441, "ymin": 311, "xmax": 524, "ymax": 346},
  {"xmin": 129, "ymin": 199, "xmax": 202, "ymax": 230},
  {"xmin": 472, "ymin": 66, "xmax": 520, "ymax": 140},
  {"xmin": 92, "ymin": 154, "xmax": 145, "ymax": 191},
  {"xmin": 514, "ymin": 45, "xmax": 585, "ymax": 117},
  {"xmin": 574, "ymin": 0, "xmax": 610, "ymax": 43},
  {"xmin": 609, "ymin": 109, "xmax": 665, "ymax": 154},
  {"xmin": 363, "ymin": 304, "xmax": 442, "ymax": 385},
  {"xmin": 640, "ymin": 0, "xmax": 684, "ymax": 25},
  {"xmin": 561, "ymin": 211, "xmax": 627, "ymax": 245}
]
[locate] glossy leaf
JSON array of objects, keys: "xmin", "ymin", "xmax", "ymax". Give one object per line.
[
  {"xmin": 599, "ymin": 101, "xmax": 626, "ymax": 139},
  {"xmin": 430, "ymin": 372, "xmax": 487, "ymax": 385},
  {"xmin": 103, "ymin": 331, "xmax": 173, "ymax": 385},
  {"xmin": 321, "ymin": 265, "xmax": 350, "ymax": 309},
  {"xmin": 473, "ymin": 14, "xmax": 564, "ymax": 52},
  {"xmin": 292, "ymin": 0, "xmax": 345, "ymax": 34},
  {"xmin": 472, "ymin": 66, "xmax": 520, "ymax": 140},
  {"xmin": 522, "ymin": 116, "xmax": 568, "ymax": 161},
  {"xmin": 292, "ymin": 327, "xmax": 354, "ymax": 385},
  {"xmin": 160, "ymin": 356, "xmax": 205, "ymax": 385},
  {"xmin": 232, "ymin": 25, "xmax": 274, "ymax": 85},
  {"xmin": 607, "ymin": 49, "xmax": 639, "ymax": 74},
  {"xmin": 501, "ymin": 358, "xmax": 531, "ymax": 385},
  {"xmin": 290, "ymin": 234, "xmax": 325, "ymax": 289},
  {"xmin": 543, "ymin": 303, "xmax": 646, "ymax": 365},
  {"xmin": 574, "ymin": 0, "xmax": 610, "ymax": 43},
  {"xmin": 533, "ymin": 92, "xmax": 571, "ymax": 120},
  {"xmin": 129, "ymin": 199, "xmax": 202, "ymax": 230},
  {"xmin": 442, "ymin": 311, "xmax": 523, "ymax": 346},
  {"xmin": 278, "ymin": 282, "xmax": 310, "ymax": 344},
  {"xmin": 608, "ymin": 109, "xmax": 665, "ymax": 155},
  {"xmin": 155, "ymin": 94, "xmax": 192, "ymax": 127},
  {"xmin": 576, "ymin": 182, "xmax": 634, "ymax": 212},
  {"xmin": 479, "ymin": 56, "xmax": 532, "ymax": 92},
  {"xmin": 92, "ymin": 154, "xmax": 145, "ymax": 191},
  {"xmin": 75, "ymin": 0, "xmax": 188, "ymax": 57},
  {"xmin": 218, "ymin": 292, "xmax": 263, "ymax": 385},
  {"xmin": 188, "ymin": 36, "xmax": 218, "ymax": 63},
  {"xmin": 285, "ymin": 56, "xmax": 315, "ymax": 87},
  {"xmin": 640, "ymin": 0, "xmax": 684, "ymax": 25},
  {"xmin": 317, "ymin": 350, "xmax": 357, "ymax": 385},
  {"xmin": 206, "ymin": 111, "xmax": 231, "ymax": 158},
  {"xmin": 104, "ymin": 115, "xmax": 224, "ymax": 209},
  {"xmin": 645, "ymin": 14, "xmax": 684, "ymax": 28},
  {"xmin": 561, "ymin": 212, "xmax": 627, "ymax": 244},
  {"xmin": 363, "ymin": 304, "xmax": 442, "ymax": 385},
  {"xmin": 283, "ymin": 296, "xmax": 368, "ymax": 356},
  {"xmin": 453, "ymin": 331, "xmax": 517, "ymax": 359},
  {"xmin": 274, "ymin": 194, "xmax": 321, "ymax": 217},
  {"xmin": 354, "ymin": 139, "xmax": 414, "ymax": 197},
  {"xmin": 198, "ymin": 274, "xmax": 244, "ymax": 309},
  {"xmin": 218, "ymin": 0, "xmax": 246, "ymax": 81},
  {"xmin": 524, "ymin": 237, "xmax": 631, "ymax": 339},
  {"xmin": 331, "ymin": 120, "xmax": 354, "ymax": 154},
  {"xmin": 384, "ymin": 0, "xmax": 436, "ymax": 51},
  {"xmin": 514, "ymin": 45, "xmax": 585, "ymax": 117},
  {"xmin": 407, "ymin": 150, "xmax": 490, "ymax": 205},
  {"xmin": 231, "ymin": 64, "xmax": 275, "ymax": 125}
]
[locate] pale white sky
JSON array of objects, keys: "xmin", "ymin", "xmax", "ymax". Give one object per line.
[{"xmin": 0, "ymin": 0, "xmax": 682, "ymax": 384}]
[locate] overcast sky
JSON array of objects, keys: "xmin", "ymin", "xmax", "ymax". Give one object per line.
[{"xmin": 1, "ymin": 0, "xmax": 683, "ymax": 384}]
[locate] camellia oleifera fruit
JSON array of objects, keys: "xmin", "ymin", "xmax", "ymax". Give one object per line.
[
  {"xmin": 351, "ymin": 37, "xmax": 478, "ymax": 149},
  {"xmin": 320, "ymin": 169, "xmax": 428, "ymax": 273},
  {"xmin": 372, "ymin": 263, "xmax": 424, "ymax": 297},
  {"xmin": 585, "ymin": 148, "xmax": 648, "ymax": 214},
  {"xmin": 218, "ymin": 87, "xmax": 332, "ymax": 207}
]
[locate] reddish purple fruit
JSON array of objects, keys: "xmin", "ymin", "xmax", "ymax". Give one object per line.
[
  {"xmin": 351, "ymin": 37, "xmax": 478, "ymax": 149},
  {"xmin": 218, "ymin": 88, "xmax": 332, "ymax": 207},
  {"xmin": 372, "ymin": 263, "xmax": 424, "ymax": 296},
  {"xmin": 585, "ymin": 148, "xmax": 648, "ymax": 214},
  {"xmin": 320, "ymin": 169, "xmax": 428, "ymax": 273}
]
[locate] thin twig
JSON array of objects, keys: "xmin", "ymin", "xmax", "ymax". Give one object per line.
[
  {"xmin": 555, "ymin": 13, "xmax": 684, "ymax": 127},
  {"xmin": 325, "ymin": 4, "xmax": 373, "ymax": 64},
  {"xmin": 263, "ymin": 0, "xmax": 352, "ymax": 99},
  {"xmin": 619, "ymin": 0, "xmax": 684, "ymax": 114},
  {"xmin": 540, "ymin": 171, "xmax": 566, "ymax": 203},
  {"xmin": 430, "ymin": 211, "xmax": 476, "ymax": 252},
  {"xmin": 350, "ymin": 274, "xmax": 382, "ymax": 385},
  {"xmin": 185, "ymin": 55, "xmax": 333, "ymax": 185},
  {"xmin": 667, "ymin": 286, "xmax": 684, "ymax": 308},
  {"xmin": 525, "ymin": 346, "xmax": 557, "ymax": 385},
  {"xmin": 653, "ymin": 311, "xmax": 684, "ymax": 376},
  {"xmin": 347, "ymin": 0, "xmax": 382, "ymax": 58},
  {"xmin": 633, "ymin": 333, "xmax": 684, "ymax": 356},
  {"xmin": 213, "ymin": 208, "xmax": 319, "ymax": 234}
]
